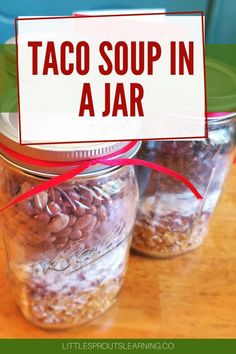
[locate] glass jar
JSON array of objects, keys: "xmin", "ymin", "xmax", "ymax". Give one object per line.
[
  {"xmin": 0, "ymin": 120, "xmax": 139, "ymax": 329},
  {"xmin": 132, "ymin": 113, "xmax": 235, "ymax": 258}
]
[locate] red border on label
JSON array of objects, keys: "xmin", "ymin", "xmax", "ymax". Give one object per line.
[{"xmin": 15, "ymin": 11, "xmax": 207, "ymax": 145}]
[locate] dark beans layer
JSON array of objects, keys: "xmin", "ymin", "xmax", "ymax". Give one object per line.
[{"xmin": 8, "ymin": 170, "xmax": 135, "ymax": 253}]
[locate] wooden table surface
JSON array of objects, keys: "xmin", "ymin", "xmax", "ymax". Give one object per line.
[{"xmin": 0, "ymin": 165, "xmax": 235, "ymax": 339}]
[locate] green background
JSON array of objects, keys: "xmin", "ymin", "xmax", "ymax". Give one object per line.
[{"xmin": 0, "ymin": 339, "xmax": 236, "ymax": 354}]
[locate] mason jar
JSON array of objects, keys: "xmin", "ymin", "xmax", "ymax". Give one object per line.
[
  {"xmin": 132, "ymin": 112, "xmax": 235, "ymax": 258},
  {"xmin": 0, "ymin": 116, "xmax": 140, "ymax": 329}
]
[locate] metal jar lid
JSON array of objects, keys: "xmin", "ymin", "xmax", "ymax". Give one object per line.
[
  {"xmin": 0, "ymin": 112, "xmax": 140, "ymax": 177},
  {"xmin": 207, "ymin": 112, "xmax": 236, "ymax": 125}
]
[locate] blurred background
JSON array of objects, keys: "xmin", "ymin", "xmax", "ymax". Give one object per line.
[{"xmin": 0, "ymin": 0, "xmax": 235, "ymax": 44}]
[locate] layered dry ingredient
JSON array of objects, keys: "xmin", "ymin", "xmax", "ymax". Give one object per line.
[
  {"xmin": 133, "ymin": 121, "xmax": 235, "ymax": 257},
  {"xmin": 1, "ymin": 166, "xmax": 138, "ymax": 328},
  {"xmin": 10, "ymin": 239, "xmax": 129, "ymax": 328}
]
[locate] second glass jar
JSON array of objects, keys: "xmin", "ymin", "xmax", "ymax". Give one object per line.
[{"xmin": 132, "ymin": 114, "xmax": 235, "ymax": 258}]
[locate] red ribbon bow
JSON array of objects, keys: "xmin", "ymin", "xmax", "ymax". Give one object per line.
[{"xmin": 0, "ymin": 141, "xmax": 203, "ymax": 213}]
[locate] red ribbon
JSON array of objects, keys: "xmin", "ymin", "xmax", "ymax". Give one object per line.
[{"xmin": 0, "ymin": 141, "xmax": 203, "ymax": 213}]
